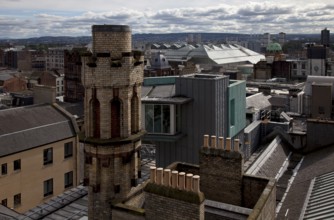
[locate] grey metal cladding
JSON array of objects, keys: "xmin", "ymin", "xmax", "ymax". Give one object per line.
[{"xmin": 155, "ymin": 75, "xmax": 229, "ymax": 167}]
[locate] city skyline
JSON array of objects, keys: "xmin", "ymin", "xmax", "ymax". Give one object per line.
[{"xmin": 0, "ymin": 0, "xmax": 334, "ymax": 38}]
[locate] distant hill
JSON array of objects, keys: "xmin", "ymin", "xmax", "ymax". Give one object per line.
[{"xmin": 0, "ymin": 33, "xmax": 326, "ymax": 47}]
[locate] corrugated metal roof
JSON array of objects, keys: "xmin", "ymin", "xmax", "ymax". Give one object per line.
[
  {"xmin": 0, "ymin": 104, "xmax": 76, "ymax": 157},
  {"xmin": 303, "ymin": 171, "xmax": 334, "ymax": 220},
  {"xmin": 164, "ymin": 43, "xmax": 264, "ymax": 65}
]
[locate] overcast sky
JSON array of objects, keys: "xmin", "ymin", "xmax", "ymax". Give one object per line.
[{"xmin": 0, "ymin": 0, "xmax": 333, "ymax": 38}]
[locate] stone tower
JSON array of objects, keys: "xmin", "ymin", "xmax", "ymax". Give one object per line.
[{"xmin": 81, "ymin": 25, "xmax": 144, "ymax": 219}]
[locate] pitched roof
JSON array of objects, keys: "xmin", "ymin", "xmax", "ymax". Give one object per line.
[
  {"xmin": 165, "ymin": 43, "xmax": 264, "ymax": 65},
  {"xmin": 0, "ymin": 104, "xmax": 77, "ymax": 157},
  {"xmin": 276, "ymin": 145, "xmax": 334, "ymax": 219}
]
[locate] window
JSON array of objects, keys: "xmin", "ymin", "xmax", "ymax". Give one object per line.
[
  {"xmin": 44, "ymin": 179, "xmax": 53, "ymax": 197},
  {"xmin": 1, "ymin": 199, "xmax": 7, "ymax": 207},
  {"xmin": 14, "ymin": 159, "xmax": 21, "ymax": 171},
  {"xmin": 230, "ymin": 99, "xmax": 235, "ymax": 126},
  {"xmin": 301, "ymin": 63, "xmax": 306, "ymax": 69},
  {"xmin": 43, "ymin": 148, "xmax": 53, "ymax": 165},
  {"xmin": 64, "ymin": 171, "xmax": 73, "ymax": 188},
  {"xmin": 144, "ymin": 104, "xmax": 179, "ymax": 135},
  {"xmin": 14, "ymin": 194, "xmax": 21, "ymax": 208},
  {"xmin": 1, "ymin": 163, "xmax": 7, "ymax": 175},
  {"xmin": 64, "ymin": 142, "xmax": 73, "ymax": 158}
]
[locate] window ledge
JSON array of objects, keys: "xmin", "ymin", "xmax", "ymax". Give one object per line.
[{"xmin": 143, "ymin": 133, "xmax": 186, "ymax": 142}]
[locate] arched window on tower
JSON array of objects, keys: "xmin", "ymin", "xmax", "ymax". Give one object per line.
[
  {"xmin": 90, "ymin": 88, "xmax": 100, "ymax": 138},
  {"xmin": 131, "ymin": 92, "xmax": 139, "ymax": 134},
  {"xmin": 111, "ymin": 98, "xmax": 121, "ymax": 138}
]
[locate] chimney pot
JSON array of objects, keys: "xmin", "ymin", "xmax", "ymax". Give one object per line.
[
  {"xmin": 234, "ymin": 139, "xmax": 240, "ymax": 152},
  {"xmin": 171, "ymin": 171, "xmax": 178, "ymax": 188},
  {"xmin": 192, "ymin": 175, "xmax": 200, "ymax": 193},
  {"xmin": 163, "ymin": 169, "xmax": 171, "ymax": 187},
  {"xmin": 226, "ymin": 137, "xmax": 231, "ymax": 151},
  {"xmin": 186, "ymin": 173, "xmax": 194, "ymax": 191},
  {"xmin": 150, "ymin": 167, "xmax": 156, "ymax": 183},
  {"xmin": 178, "ymin": 172, "xmax": 186, "ymax": 190},
  {"xmin": 156, "ymin": 168, "xmax": 163, "ymax": 185},
  {"xmin": 211, "ymin": 136, "xmax": 217, "ymax": 148},
  {"xmin": 204, "ymin": 135, "xmax": 209, "ymax": 148},
  {"xmin": 218, "ymin": 137, "xmax": 224, "ymax": 149}
]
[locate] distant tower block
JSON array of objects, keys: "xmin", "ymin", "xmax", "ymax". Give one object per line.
[
  {"xmin": 81, "ymin": 25, "xmax": 145, "ymax": 220},
  {"xmin": 321, "ymin": 28, "xmax": 330, "ymax": 47}
]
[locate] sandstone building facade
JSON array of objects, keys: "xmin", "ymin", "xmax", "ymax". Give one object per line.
[{"xmin": 0, "ymin": 104, "xmax": 79, "ymax": 213}]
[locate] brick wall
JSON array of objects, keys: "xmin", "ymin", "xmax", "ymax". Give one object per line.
[
  {"xmin": 144, "ymin": 167, "xmax": 204, "ymax": 220},
  {"xmin": 246, "ymin": 178, "xmax": 276, "ymax": 220},
  {"xmin": 145, "ymin": 191, "xmax": 204, "ymax": 220},
  {"xmin": 200, "ymin": 147, "xmax": 243, "ymax": 206}
]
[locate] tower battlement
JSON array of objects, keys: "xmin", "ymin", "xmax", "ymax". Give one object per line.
[{"xmin": 81, "ymin": 24, "xmax": 144, "ymax": 220}]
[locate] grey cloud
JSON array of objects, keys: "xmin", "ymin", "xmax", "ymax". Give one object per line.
[{"xmin": 238, "ymin": 4, "xmax": 292, "ymax": 16}]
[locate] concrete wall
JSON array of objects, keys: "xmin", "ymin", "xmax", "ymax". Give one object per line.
[
  {"xmin": 0, "ymin": 137, "xmax": 78, "ymax": 213},
  {"xmin": 311, "ymin": 84, "xmax": 332, "ymax": 119},
  {"xmin": 306, "ymin": 119, "xmax": 334, "ymax": 152}
]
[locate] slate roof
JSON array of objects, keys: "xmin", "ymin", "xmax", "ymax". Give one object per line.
[
  {"xmin": 276, "ymin": 145, "xmax": 334, "ymax": 219},
  {"xmin": 0, "ymin": 104, "xmax": 76, "ymax": 157},
  {"xmin": 245, "ymin": 136, "xmax": 291, "ymax": 179}
]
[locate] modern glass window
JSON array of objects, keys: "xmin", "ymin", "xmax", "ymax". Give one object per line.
[
  {"xmin": 43, "ymin": 148, "xmax": 53, "ymax": 165},
  {"xmin": 64, "ymin": 171, "xmax": 73, "ymax": 188},
  {"xmin": 144, "ymin": 104, "xmax": 179, "ymax": 135},
  {"xmin": 1, "ymin": 163, "xmax": 7, "ymax": 175},
  {"xmin": 44, "ymin": 179, "xmax": 53, "ymax": 197},
  {"xmin": 14, "ymin": 194, "xmax": 21, "ymax": 208},
  {"xmin": 13, "ymin": 159, "xmax": 21, "ymax": 171},
  {"xmin": 64, "ymin": 142, "xmax": 73, "ymax": 158}
]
